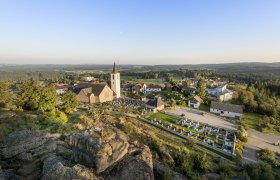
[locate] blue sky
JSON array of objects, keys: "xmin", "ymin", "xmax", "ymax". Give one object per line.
[{"xmin": 0, "ymin": 0, "xmax": 279, "ymax": 64}]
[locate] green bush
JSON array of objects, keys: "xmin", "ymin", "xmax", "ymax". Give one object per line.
[
  {"xmin": 243, "ymin": 162, "xmax": 276, "ymax": 180},
  {"xmin": 258, "ymin": 149, "xmax": 280, "ymax": 167},
  {"xmin": 122, "ymin": 123, "xmax": 135, "ymax": 134}
]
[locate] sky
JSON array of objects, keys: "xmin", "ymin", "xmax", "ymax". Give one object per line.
[{"xmin": 0, "ymin": 0, "xmax": 280, "ymax": 65}]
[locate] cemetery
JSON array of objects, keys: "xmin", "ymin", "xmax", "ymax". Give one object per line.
[{"xmin": 147, "ymin": 113, "xmax": 236, "ymax": 156}]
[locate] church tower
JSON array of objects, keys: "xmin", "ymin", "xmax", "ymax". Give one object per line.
[{"xmin": 111, "ymin": 62, "xmax": 121, "ymax": 98}]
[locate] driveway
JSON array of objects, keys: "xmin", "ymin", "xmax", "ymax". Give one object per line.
[
  {"xmin": 165, "ymin": 106, "xmax": 237, "ymax": 130},
  {"xmin": 242, "ymin": 129, "xmax": 280, "ymax": 164}
]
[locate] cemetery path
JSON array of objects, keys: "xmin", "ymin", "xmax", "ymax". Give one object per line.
[
  {"xmin": 166, "ymin": 106, "xmax": 237, "ymax": 130},
  {"xmin": 242, "ymin": 128, "xmax": 280, "ymax": 164}
]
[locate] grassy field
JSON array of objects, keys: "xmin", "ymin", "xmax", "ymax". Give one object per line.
[
  {"xmin": 149, "ymin": 112, "xmax": 181, "ymax": 124},
  {"xmin": 121, "ymin": 76, "xmax": 164, "ymax": 84},
  {"xmin": 242, "ymin": 112, "xmax": 262, "ymax": 130},
  {"xmin": 199, "ymin": 104, "xmax": 210, "ymax": 112},
  {"xmin": 241, "ymin": 112, "xmax": 280, "ymax": 135}
]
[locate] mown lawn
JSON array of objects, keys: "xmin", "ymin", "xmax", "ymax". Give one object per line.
[
  {"xmin": 241, "ymin": 112, "xmax": 262, "ymax": 130},
  {"xmin": 149, "ymin": 112, "xmax": 181, "ymax": 124},
  {"xmin": 199, "ymin": 104, "xmax": 210, "ymax": 112}
]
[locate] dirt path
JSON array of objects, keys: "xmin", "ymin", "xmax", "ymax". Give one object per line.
[{"xmin": 242, "ymin": 129, "xmax": 280, "ymax": 164}]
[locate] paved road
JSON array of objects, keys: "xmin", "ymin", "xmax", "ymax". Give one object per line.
[
  {"xmin": 165, "ymin": 106, "xmax": 237, "ymax": 130},
  {"xmin": 242, "ymin": 129, "xmax": 280, "ymax": 164}
]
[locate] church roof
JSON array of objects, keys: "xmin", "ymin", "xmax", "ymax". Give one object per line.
[
  {"xmin": 112, "ymin": 62, "xmax": 118, "ymax": 73},
  {"xmin": 69, "ymin": 83, "xmax": 109, "ymax": 96}
]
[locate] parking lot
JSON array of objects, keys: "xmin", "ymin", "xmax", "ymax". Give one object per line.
[{"xmin": 165, "ymin": 106, "xmax": 237, "ymax": 130}]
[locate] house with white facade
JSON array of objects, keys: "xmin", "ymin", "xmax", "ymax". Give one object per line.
[
  {"xmin": 188, "ymin": 95, "xmax": 203, "ymax": 109},
  {"xmin": 55, "ymin": 84, "xmax": 70, "ymax": 95},
  {"xmin": 132, "ymin": 83, "xmax": 146, "ymax": 93},
  {"xmin": 210, "ymin": 101, "xmax": 243, "ymax": 120},
  {"xmin": 146, "ymin": 84, "xmax": 164, "ymax": 93},
  {"xmin": 206, "ymin": 84, "xmax": 234, "ymax": 102}
]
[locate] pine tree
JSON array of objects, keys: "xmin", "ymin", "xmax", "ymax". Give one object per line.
[
  {"xmin": 61, "ymin": 90, "xmax": 78, "ymax": 114},
  {"xmin": 39, "ymin": 84, "xmax": 58, "ymax": 112},
  {"xmin": 197, "ymin": 78, "xmax": 206, "ymax": 97}
]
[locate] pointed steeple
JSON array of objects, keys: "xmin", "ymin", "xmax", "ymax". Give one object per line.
[{"xmin": 112, "ymin": 62, "xmax": 118, "ymax": 73}]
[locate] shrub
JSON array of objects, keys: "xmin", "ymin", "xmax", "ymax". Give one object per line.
[
  {"xmin": 216, "ymin": 164, "xmax": 233, "ymax": 178},
  {"xmin": 185, "ymin": 138, "xmax": 196, "ymax": 148},
  {"xmin": 122, "ymin": 123, "xmax": 135, "ymax": 134},
  {"xmin": 258, "ymin": 149, "xmax": 280, "ymax": 167},
  {"xmin": 243, "ymin": 162, "xmax": 276, "ymax": 180}
]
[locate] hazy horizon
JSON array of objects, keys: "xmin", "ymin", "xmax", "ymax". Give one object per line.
[{"xmin": 1, "ymin": 0, "xmax": 280, "ymax": 65}]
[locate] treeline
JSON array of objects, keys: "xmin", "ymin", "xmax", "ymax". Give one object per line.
[
  {"xmin": 0, "ymin": 71, "xmax": 88, "ymax": 85},
  {"xmin": 0, "ymin": 80, "xmax": 78, "ymax": 114},
  {"xmin": 233, "ymin": 83, "xmax": 280, "ymax": 118},
  {"xmin": 121, "ymin": 69, "xmax": 215, "ymax": 80}
]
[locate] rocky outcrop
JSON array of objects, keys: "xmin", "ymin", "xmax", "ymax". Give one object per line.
[
  {"xmin": 66, "ymin": 127, "xmax": 129, "ymax": 173},
  {"xmin": 103, "ymin": 145, "xmax": 154, "ymax": 180},
  {"xmin": 0, "ymin": 131, "xmax": 57, "ymax": 179},
  {"xmin": 42, "ymin": 156, "xmax": 99, "ymax": 180},
  {"xmin": 0, "ymin": 128, "xmax": 156, "ymax": 180},
  {"xmin": 0, "ymin": 169, "xmax": 17, "ymax": 180},
  {"xmin": 0, "ymin": 131, "xmax": 55, "ymax": 159}
]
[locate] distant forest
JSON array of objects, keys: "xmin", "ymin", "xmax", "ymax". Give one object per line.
[{"xmin": 0, "ymin": 62, "xmax": 279, "ymax": 83}]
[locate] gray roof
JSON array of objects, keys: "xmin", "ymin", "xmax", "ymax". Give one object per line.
[
  {"xmin": 112, "ymin": 62, "xmax": 118, "ymax": 73},
  {"xmin": 210, "ymin": 101, "xmax": 243, "ymax": 114},
  {"xmin": 188, "ymin": 95, "xmax": 203, "ymax": 103},
  {"xmin": 147, "ymin": 97, "xmax": 164, "ymax": 107},
  {"xmin": 69, "ymin": 83, "xmax": 109, "ymax": 96}
]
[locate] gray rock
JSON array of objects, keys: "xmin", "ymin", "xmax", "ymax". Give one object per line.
[
  {"xmin": 0, "ymin": 169, "xmax": 17, "ymax": 180},
  {"xmin": 42, "ymin": 156, "xmax": 69, "ymax": 175},
  {"xmin": 104, "ymin": 145, "xmax": 154, "ymax": 180},
  {"xmin": 42, "ymin": 156, "xmax": 99, "ymax": 180},
  {"xmin": 0, "ymin": 131, "xmax": 52, "ymax": 159},
  {"xmin": 16, "ymin": 152, "xmax": 33, "ymax": 162},
  {"xmin": 67, "ymin": 127, "xmax": 129, "ymax": 173}
]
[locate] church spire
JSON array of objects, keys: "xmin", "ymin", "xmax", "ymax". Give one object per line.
[{"xmin": 112, "ymin": 62, "xmax": 118, "ymax": 73}]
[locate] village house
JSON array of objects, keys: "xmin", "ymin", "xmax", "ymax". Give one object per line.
[
  {"xmin": 55, "ymin": 84, "xmax": 70, "ymax": 95},
  {"xmin": 82, "ymin": 76, "xmax": 96, "ymax": 82},
  {"xmin": 206, "ymin": 84, "xmax": 234, "ymax": 101},
  {"xmin": 187, "ymin": 95, "xmax": 203, "ymax": 109},
  {"xmin": 210, "ymin": 101, "xmax": 243, "ymax": 120},
  {"xmin": 146, "ymin": 96, "xmax": 165, "ymax": 112},
  {"xmin": 145, "ymin": 84, "xmax": 164, "ymax": 93},
  {"xmin": 184, "ymin": 86, "xmax": 197, "ymax": 95},
  {"xmin": 132, "ymin": 83, "xmax": 146, "ymax": 93},
  {"xmin": 131, "ymin": 83, "xmax": 164, "ymax": 94}
]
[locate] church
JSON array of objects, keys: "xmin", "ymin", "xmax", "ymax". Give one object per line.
[{"xmin": 69, "ymin": 62, "xmax": 121, "ymax": 104}]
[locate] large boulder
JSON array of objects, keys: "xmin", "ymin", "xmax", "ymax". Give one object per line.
[
  {"xmin": 66, "ymin": 127, "xmax": 129, "ymax": 173},
  {"xmin": 0, "ymin": 169, "xmax": 17, "ymax": 180},
  {"xmin": 0, "ymin": 131, "xmax": 57, "ymax": 179},
  {"xmin": 103, "ymin": 145, "xmax": 154, "ymax": 180},
  {"xmin": 42, "ymin": 156, "xmax": 99, "ymax": 180},
  {"xmin": 0, "ymin": 131, "xmax": 55, "ymax": 159}
]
